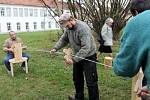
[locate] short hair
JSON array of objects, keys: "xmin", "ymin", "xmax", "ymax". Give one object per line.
[
  {"xmin": 105, "ymin": 17, "xmax": 113, "ymax": 24},
  {"xmin": 130, "ymin": 0, "xmax": 150, "ymax": 15},
  {"xmin": 9, "ymin": 31, "xmax": 15, "ymax": 34}
]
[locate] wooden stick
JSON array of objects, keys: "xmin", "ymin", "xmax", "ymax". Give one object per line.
[
  {"xmin": 63, "ymin": 48, "xmax": 72, "ymax": 68},
  {"xmin": 131, "ymin": 68, "xmax": 144, "ymax": 100}
]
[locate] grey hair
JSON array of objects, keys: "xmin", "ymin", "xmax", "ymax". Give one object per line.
[{"xmin": 105, "ymin": 17, "xmax": 114, "ymax": 23}]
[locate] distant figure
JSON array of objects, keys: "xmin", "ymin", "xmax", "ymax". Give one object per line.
[
  {"xmin": 3, "ymin": 31, "xmax": 30, "ymax": 75},
  {"xmin": 97, "ymin": 17, "xmax": 113, "ymax": 60},
  {"xmin": 50, "ymin": 13, "xmax": 99, "ymax": 100}
]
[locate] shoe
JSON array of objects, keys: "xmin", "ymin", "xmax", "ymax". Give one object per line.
[{"xmin": 68, "ymin": 95, "xmax": 78, "ymax": 100}]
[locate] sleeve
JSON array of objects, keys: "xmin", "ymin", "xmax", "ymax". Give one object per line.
[
  {"xmin": 101, "ymin": 25, "xmax": 108, "ymax": 41},
  {"xmin": 53, "ymin": 32, "xmax": 69, "ymax": 51},
  {"xmin": 73, "ymin": 28, "xmax": 92, "ymax": 62},
  {"xmin": 113, "ymin": 23, "xmax": 144, "ymax": 78}
]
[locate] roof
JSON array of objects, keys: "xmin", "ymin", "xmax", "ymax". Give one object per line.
[{"xmin": 0, "ymin": 0, "xmax": 68, "ymax": 8}]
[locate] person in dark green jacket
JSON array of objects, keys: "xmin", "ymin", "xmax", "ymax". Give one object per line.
[{"xmin": 113, "ymin": 0, "xmax": 150, "ymax": 99}]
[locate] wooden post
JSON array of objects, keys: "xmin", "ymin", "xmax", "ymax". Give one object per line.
[
  {"xmin": 104, "ymin": 57, "xmax": 113, "ymax": 68},
  {"xmin": 25, "ymin": 59, "xmax": 28, "ymax": 73},
  {"xmin": 131, "ymin": 69, "xmax": 144, "ymax": 100},
  {"xmin": 63, "ymin": 48, "xmax": 72, "ymax": 68},
  {"xmin": 63, "ymin": 48, "xmax": 72, "ymax": 60}
]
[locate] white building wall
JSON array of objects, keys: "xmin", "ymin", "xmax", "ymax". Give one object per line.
[{"xmin": 0, "ymin": 4, "xmax": 60, "ymax": 34}]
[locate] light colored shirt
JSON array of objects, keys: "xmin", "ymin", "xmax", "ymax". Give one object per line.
[
  {"xmin": 3, "ymin": 37, "xmax": 24, "ymax": 52},
  {"xmin": 101, "ymin": 23, "xmax": 113, "ymax": 46}
]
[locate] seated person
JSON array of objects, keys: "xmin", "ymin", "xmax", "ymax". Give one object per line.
[{"xmin": 3, "ymin": 31, "xmax": 30, "ymax": 74}]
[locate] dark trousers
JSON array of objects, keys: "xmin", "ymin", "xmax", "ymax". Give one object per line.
[
  {"xmin": 73, "ymin": 54, "xmax": 99, "ymax": 100},
  {"xmin": 3, "ymin": 53, "xmax": 30, "ymax": 71}
]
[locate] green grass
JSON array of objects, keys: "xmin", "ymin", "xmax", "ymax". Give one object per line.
[{"xmin": 0, "ymin": 31, "xmax": 131, "ymax": 100}]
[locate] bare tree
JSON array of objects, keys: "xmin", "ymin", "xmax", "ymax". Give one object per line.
[
  {"xmin": 67, "ymin": 0, "xmax": 131, "ymax": 40},
  {"xmin": 40, "ymin": 0, "xmax": 131, "ymax": 40}
]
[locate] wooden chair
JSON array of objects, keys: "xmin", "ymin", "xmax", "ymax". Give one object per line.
[{"xmin": 9, "ymin": 43, "xmax": 28, "ymax": 77}]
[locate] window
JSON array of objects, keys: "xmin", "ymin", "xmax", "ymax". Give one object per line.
[
  {"xmin": 40, "ymin": 9, "xmax": 44, "ymax": 17},
  {"xmin": 55, "ymin": 22, "xmax": 59, "ymax": 28},
  {"xmin": 34, "ymin": 9, "xmax": 38, "ymax": 17},
  {"xmin": 13, "ymin": 8, "xmax": 18, "ymax": 17},
  {"xmin": 33, "ymin": 22, "xmax": 37, "ymax": 29},
  {"xmin": 6, "ymin": 8, "xmax": 11, "ymax": 17},
  {"xmin": 29, "ymin": 9, "xmax": 33, "ymax": 17},
  {"xmin": 24, "ymin": 8, "xmax": 28, "ymax": 17},
  {"xmin": 41, "ymin": 22, "xmax": 45, "ymax": 29},
  {"xmin": 7, "ymin": 23, "xmax": 11, "ymax": 31},
  {"xmin": 44, "ymin": 10, "xmax": 47, "ymax": 17},
  {"xmin": 19, "ymin": 8, "xmax": 23, "ymax": 17},
  {"xmin": 17, "ymin": 23, "xmax": 21, "ymax": 31},
  {"xmin": 47, "ymin": 10, "xmax": 51, "ymax": 17},
  {"xmin": 25, "ymin": 22, "xmax": 29, "ymax": 30},
  {"xmin": 48, "ymin": 22, "xmax": 51, "ymax": 28},
  {"xmin": 0, "ymin": 7, "xmax": 5, "ymax": 16}
]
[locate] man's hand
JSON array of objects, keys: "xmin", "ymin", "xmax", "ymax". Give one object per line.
[
  {"xmin": 64, "ymin": 55, "xmax": 73, "ymax": 65},
  {"xmin": 50, "ymin": 49, "xmax": 56, "ymax": 54},
  {"xmin": 49, "ymin": 49, "xmax": 57, "ymax": 58},
  {"xmin": 137, "ymin": 86, "xmax": 150, "ymax": 100}
]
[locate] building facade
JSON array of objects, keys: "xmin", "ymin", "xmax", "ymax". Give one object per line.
[{"xmin": 0, "ymin": 0, "xmax": 62, "ymax": 34}]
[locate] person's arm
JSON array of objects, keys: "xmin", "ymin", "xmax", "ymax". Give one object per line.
[
  {"xmin": 101, "ymin": 24, "xmax": 108, "ymax": 42},
  {"xmin": 3, "ymin": 40, "xmax": 13, "ymax": 52},
  {"xmin": 3, "ymin": 47, "xmax": 14, "ymax": 52},
  {"xmin": 53, "ymin": 31, "xmax": 69, "ymax": 51},
  {"xmin": 113, "ymin": 23, "xmax": 144, "ymax": 77}
]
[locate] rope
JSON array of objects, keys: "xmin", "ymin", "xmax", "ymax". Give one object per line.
[
  {"xmin": 27, "ymin": 48, "xmax": 132, "ymax": 81},
  {"xmin": 27, "ymin": 49, "xmax": 112, "ymax": 67}
]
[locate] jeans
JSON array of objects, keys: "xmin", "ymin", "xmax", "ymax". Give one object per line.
[
  {"xmin": 3, "ymin": 53, "xmax": 30, "ymax": 71},
  {"xmin": 73, "ymin": 54, "xmax": 99, "ymax": 100}
]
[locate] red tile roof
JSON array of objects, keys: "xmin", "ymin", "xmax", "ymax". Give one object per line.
[{"xmin": 0, "ymin": 0, "xmax": 68, "ymax": 9}]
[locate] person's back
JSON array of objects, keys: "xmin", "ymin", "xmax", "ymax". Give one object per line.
[
  {"xmin": 97, "ymin": 17, "xmax": 113, "ymax": 60},
  {"xmin": 113, "ymin": 10, "xmax": 150, "ymax": 79},
  {"xmin": 113, "ymin": 0, "xmax": 150, "ymax": 99}
]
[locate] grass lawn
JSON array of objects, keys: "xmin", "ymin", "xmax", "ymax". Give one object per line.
[{"xmin": 0, "ymin": 31, "xmax": 132, "ymax": 100}]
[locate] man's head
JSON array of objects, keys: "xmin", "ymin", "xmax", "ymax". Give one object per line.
[
  {"xmin": 105, "ymin": 17, "xmax": 113, "ymax": 27},
  {"xmin": 9, "ymin": 31, "xmax": 16, "ymax": 40},
  {"xmin": 130, "ymin": 0, "xmax": 150, "ymax": 16},
  {"xmin": 59, "ymin": 13, "xmax": 76, "ymax": 30}
]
